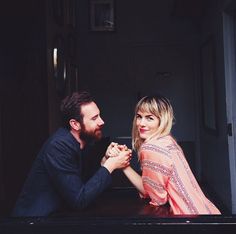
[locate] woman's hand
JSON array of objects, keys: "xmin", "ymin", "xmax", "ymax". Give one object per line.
[
  {"xmin": 103, "ymin": 149, "xmax": 132, "ymax": 172},
  {"xmin": 102, "ymin": 142, "xmax": 132, "ymax": 173},
  {"xmin": 106, "ymin": 143, "xmax": 129, "ymax": 157},
  {"xmin": 104, "ymin": 142, "xmax": 119, "ymax": 159}
]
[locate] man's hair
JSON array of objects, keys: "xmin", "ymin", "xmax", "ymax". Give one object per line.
[{"xmin": 60, "ymin": 91, "xmax": 94, "ymax": 128}]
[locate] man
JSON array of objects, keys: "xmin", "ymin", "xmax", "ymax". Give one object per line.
[{"xmin": 12, "ymin": 91, "xmax": 131, "ymax": 216}]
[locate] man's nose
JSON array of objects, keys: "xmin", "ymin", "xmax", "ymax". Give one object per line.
[{"xmin": 98, "ymin": 117, "xmax": 104, "ymax": 126}]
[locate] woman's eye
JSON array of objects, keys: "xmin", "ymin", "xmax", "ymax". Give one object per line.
[
  {"xmin": 147, "ymin": 116, "xmax": 154, "ymax": 121},
  {"xmin": 136, "ymin": 115, "xmax": 141, "ymax": 119}
]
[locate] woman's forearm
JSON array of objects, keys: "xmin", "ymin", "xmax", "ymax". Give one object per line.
[{"xmin": 123, "ymin": 166, "xmax": 146, "ymax": 195}]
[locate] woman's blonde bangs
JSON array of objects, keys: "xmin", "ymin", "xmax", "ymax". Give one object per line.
[{"xmin": 136, "ymin": 98, "xmax": 159, "ymax": 117}]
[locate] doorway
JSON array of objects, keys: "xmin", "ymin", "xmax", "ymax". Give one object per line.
[{"xmin": 223, "ymin": 9, "xmax": 236, "ymax": 214}]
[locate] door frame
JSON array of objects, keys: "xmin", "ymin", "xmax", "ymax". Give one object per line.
[{"xmin": 223, "ymin": 10, "xmax": 236, "ymax": 214}]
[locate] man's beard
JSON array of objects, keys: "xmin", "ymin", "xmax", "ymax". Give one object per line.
[{"xmin": 80, "ymin": 124, "xmax": 103, "ymax": 143}]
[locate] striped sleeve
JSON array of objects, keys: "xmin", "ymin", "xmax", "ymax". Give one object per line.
[{"xmin": 140, "ymin": 143, "xmax": 172, "ymax": 206}]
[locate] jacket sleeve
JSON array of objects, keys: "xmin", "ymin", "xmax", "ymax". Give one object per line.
[
  {"xmin": 140, "ymin": 144, "xmax": 173, "ymax": 206},
  {"xmin": 43, "ymin": 141, "xmax": 112, "ymax": 209}
]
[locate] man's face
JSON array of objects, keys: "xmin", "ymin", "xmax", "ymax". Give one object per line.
[{"xmin": 80, "ymin": 102, "xmax": 105, "ymax": 142}]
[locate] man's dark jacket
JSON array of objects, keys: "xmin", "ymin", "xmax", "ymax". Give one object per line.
[{"xmin": 12, "ymin": 127, "xmax": 112, "ymax": 216}]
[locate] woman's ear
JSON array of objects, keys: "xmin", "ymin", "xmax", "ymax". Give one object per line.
[{"xmin": 69, "ymin": 119, "xmax": 81, "ymax": 131}]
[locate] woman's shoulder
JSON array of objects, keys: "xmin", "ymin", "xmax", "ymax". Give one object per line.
[
  {"xmin": 141, "ymin": 135, "xmax": 177, "ymax": 157},
  {"xmin": 143, "ymin": 134, "xmax": 173, "ymax": 147},
  {"xmin": 140, "ymin": 137, "xmax": 174, "ymax": 166},
  {"xmin": 140, "ymin": 135, "xmax": 173, "ymax": 158}
]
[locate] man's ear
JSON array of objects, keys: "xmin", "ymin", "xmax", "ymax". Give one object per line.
[{"xmin": 69, "ymin": 119, "xmax": 81, "ymax": 131}]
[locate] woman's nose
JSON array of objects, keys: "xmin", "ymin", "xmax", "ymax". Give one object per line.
[{"xmin": 139, "ymin": 118, "xmax": 146, "ymax": 126}]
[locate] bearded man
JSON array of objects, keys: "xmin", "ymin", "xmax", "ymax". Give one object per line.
[{"xmin": 12, "ymin": 91, "xmax": 131, "ymax": 217}]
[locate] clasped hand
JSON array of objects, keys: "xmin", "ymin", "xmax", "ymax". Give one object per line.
[
  {"xmin": 101, "ymin": 142, "xmax": 132, "ymax": 170},
  {"xmin": 106, "ymin": 142, "xmax": 132, "ymax": 158}
]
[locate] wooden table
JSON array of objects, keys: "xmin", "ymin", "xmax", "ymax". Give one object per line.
[{"xmin": 1, "ymin": 188, "xmax": 236, "ymax": 234}]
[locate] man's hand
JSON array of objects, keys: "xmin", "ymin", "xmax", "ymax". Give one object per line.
[
  {"xmin": 104, "ymin": 142, "xmax": 118, "ymax": 159},
  {"xmin": 106, "ymin": 143, "xmax": 129, "ymax": 157},
  {"xmin": 101, "ymin": 142, "xmax": 125, "ymax": 166},
  {"xmin": 102, "ymin": 143, "xmax": 132, "ymax": 173}
]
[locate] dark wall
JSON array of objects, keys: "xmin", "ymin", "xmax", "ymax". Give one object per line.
[
  {"xmin": 0, "ymin": 0, "xmax": 49, "ymax": 215},
  {"xmin": 0, "ymin": 0, "xmax": 78, "ymax": 216},
  {"xmin": 0, "ymin": 0, "xmax": 233, "ymax": 216}
]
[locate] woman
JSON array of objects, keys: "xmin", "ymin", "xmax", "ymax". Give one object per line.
[{"xmin": 116, "ymin": 95, "xmax": 220, "ymax": 215}]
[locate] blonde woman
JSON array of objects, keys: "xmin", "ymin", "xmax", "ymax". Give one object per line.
[{"xmin": 111, "ymin": 95, "xmax": 221, "ymax": 215}]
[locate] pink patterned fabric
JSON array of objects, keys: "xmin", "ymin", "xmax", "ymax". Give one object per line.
[{"xmin": 140, "ymin": 135, "xmax": 221, "ymax": 215}]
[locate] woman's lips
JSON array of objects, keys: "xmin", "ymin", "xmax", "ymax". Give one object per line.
[{"xmin": 139, "ymin": 129, "xmax": 148, "ymax": 134}]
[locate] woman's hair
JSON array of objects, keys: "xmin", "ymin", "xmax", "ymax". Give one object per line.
[
  {"xmin": 132, "ymin": 94, "xmax": 174, "ymax": 152},
  {"xmin": 60, "ymin": 91, "xmax": 94, "ymax": 128}
]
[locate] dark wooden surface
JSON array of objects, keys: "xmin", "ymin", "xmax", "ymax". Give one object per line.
[
  {"xmin": 52, "ymin": 188, "xmax": 171, "ymax": 217},
  {"xmin": 1, "ymin": 188, "xmax": 236, "ymax": 234}
]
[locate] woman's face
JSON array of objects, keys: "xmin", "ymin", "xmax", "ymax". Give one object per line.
[{"xmin": 136, "ymin": 110, "xmax": 160, "ymax": 140}]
